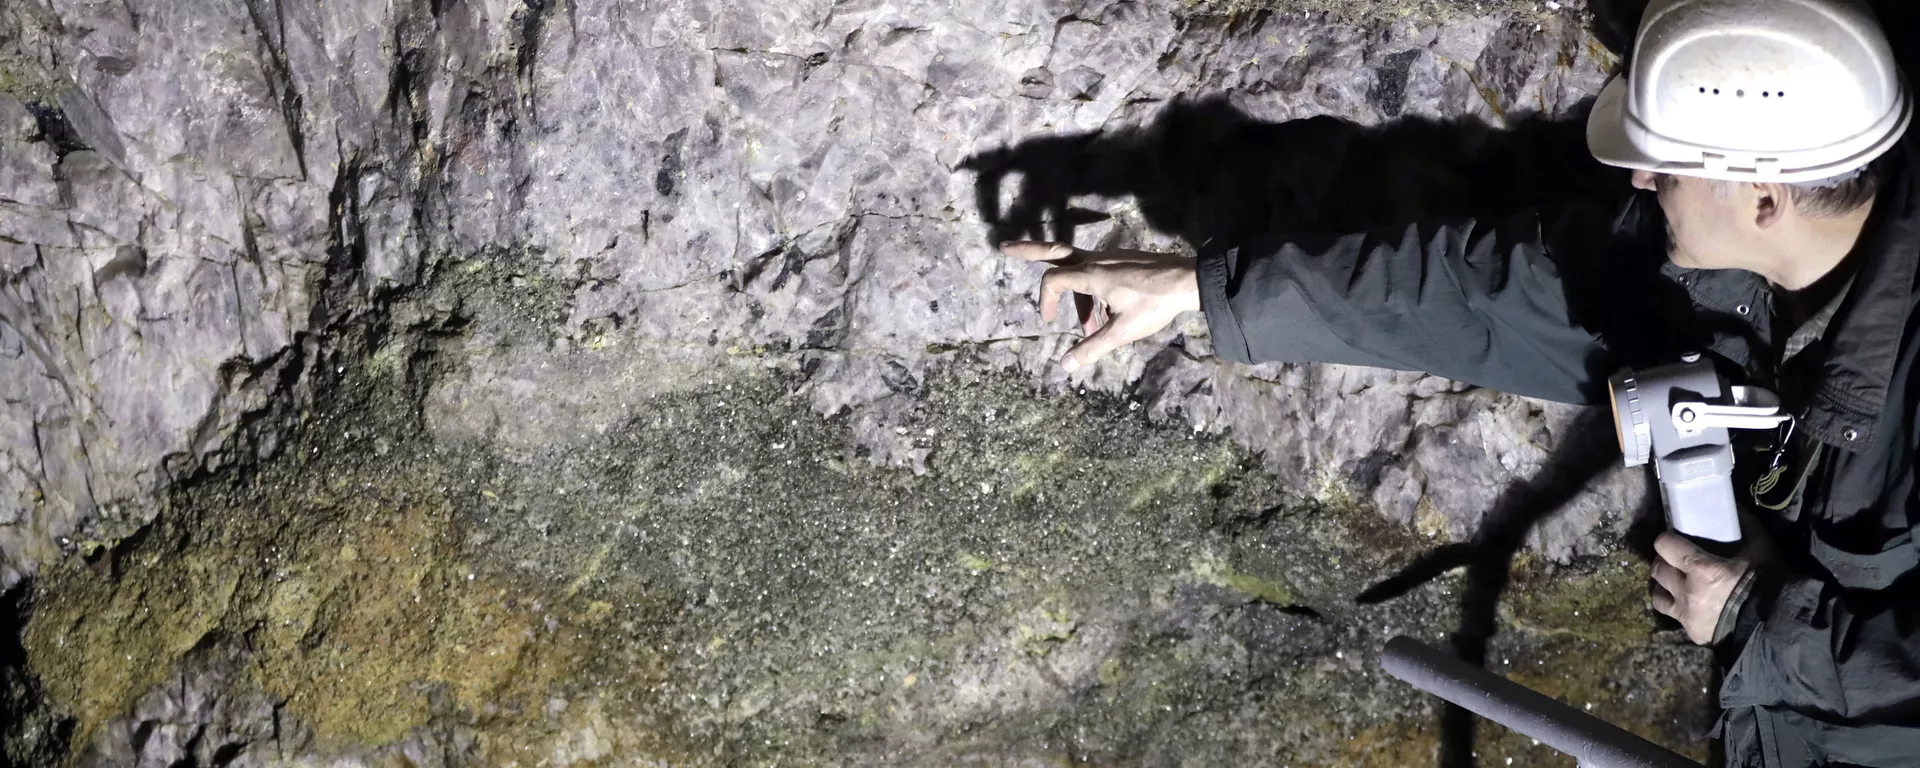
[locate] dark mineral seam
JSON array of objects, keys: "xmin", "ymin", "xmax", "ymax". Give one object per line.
[{"xmin": 241, "ymin": 0, "xmax": 310, "ymax": 181}]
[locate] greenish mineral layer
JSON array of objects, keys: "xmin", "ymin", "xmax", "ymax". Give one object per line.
[{"xmin": 19, "ymin": 326, "xmax": 1714, "ymax": 764}]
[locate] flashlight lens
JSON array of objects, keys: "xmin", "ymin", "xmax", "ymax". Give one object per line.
[
  {"xmin": 1610, "ymin": 369, "xmax": 1652, "ymax": 467},
  {"xmin": 1609, "ymin": 376, "xmax": 1625, "ymax": 452}
]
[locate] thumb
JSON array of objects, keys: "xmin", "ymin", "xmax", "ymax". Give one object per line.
[
  {"xmin": 1061, "ymin": 320, "xmax": 1129, "ymax": 372},
  {"xmin": 1654, "ymin": 532, "xmax": 1706, "ymax": 572}
]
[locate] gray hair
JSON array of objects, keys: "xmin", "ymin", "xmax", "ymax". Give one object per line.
[
  {"xmin": 1787, "ymin": 165, "xmax": 1870, "ymax": 192},
  {"xmin": 1786, "ymin": 160, "xmax": 1883, "ymax": 217},
  {"xmin": 1684, "ymin": 161, "xmax": 1885, "ymax": 217}
]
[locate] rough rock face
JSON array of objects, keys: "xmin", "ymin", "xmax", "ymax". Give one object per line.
[{"xmin": 1, "ymin": 0, "xmax": 1709, "ymax": 765}]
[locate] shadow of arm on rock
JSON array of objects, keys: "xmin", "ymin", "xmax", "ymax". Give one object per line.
[{"xmin": 961, "ymin": 95, "xmax": 1630, "ymax": 254}]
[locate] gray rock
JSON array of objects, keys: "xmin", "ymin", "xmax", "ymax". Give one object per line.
[
  {"xmin": 0, "ymin": 94, "xmax": 36, "ymax": 139},
  {"xmin": 78, "ymin": 654, "xmax": 286, "ymax": 768},
  {"xmin": 0, "ymin": 0, "xmax": 1638, "ymax": 584}
]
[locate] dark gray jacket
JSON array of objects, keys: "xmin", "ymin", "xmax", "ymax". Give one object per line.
[{"xmin": 1197, "ymin": 143, "xmax": 1920, "ymax": 767}]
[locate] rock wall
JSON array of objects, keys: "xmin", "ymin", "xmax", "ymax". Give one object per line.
[
  {"xmin": 1, "ymin": 0, "xmax": 1639, "ymax": 591},
  {"xmin": 0, "ymin": 0, "xmax": 1703, "ymax": 765}
]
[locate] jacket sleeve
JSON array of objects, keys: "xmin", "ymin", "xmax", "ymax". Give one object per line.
[
  {"xmin": 1195, "ymin": 208, "xmax": 1614, "ymax": 405},
  {"xmin": 1719, "ymin": 555, "xmax": 1920, "ymax": 726}
]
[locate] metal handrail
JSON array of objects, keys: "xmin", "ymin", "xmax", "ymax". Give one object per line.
[{"xmin": 1380, "ymin": 636, "xmax": 1704, "ymax": 768}]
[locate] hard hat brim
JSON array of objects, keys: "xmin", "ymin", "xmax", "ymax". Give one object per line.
[
  {"xmin": 1586, "ymin": 76, "xmax": 1663, "ymax": 173},
  {"xmin": 1588, "ymin": 73, "xmax": 1914, "ymax": 183}
]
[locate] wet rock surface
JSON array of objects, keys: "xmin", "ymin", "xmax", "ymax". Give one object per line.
[{"xmin": 1, "ymin": 0, "xmax": 1715, "ymax": 764}]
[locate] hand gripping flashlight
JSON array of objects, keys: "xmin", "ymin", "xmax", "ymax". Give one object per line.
[{"xmin": 1608, "ymin": 354, "xmax": 1790, "ymax": 544}]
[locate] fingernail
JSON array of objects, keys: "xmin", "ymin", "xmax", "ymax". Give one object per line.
[
  {"xmin": 1061, "ymin": 355, "xmax": 1081, "ymax": 373},
  {"xmin": 999, "ymin": 240, "xmax": 1016, "ymax": 249}
]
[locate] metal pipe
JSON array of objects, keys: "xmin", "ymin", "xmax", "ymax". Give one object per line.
[{"xmin": 1380, "ymin": 636, "xmax": 1704, "ymax": 768}]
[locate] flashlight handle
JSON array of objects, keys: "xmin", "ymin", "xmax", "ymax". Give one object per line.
[
  {"xmin": 1657, "ymin": 445, "xmax": 1744, "ymax": 544},
  {"xmin": 1685, "ymin": 535, "xmax": 1744, "ymax": 559}
]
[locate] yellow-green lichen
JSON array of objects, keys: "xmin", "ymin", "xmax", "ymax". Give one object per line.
[
  {"xmin": 23, "ymin": 470, "xmax": 679, "ymax": 762},
  {"xmin": 1191, "ymin": 554, "xmax": 1295, "ymax": 606},
  {"xmin": 1504, "ymin": 558, "xmax": 1659, "ymax": 646},
  {"xmin": 1015, "ymin": 605, "xmax": 1079, "ymax": 657}
]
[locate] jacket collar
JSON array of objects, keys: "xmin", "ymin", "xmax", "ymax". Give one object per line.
[{"xmin": 1798, "ymin": 143, "xmax": 1920, "ymax": 453}]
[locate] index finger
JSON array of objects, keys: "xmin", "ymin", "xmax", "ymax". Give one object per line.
[
  {"xmin": 1001, "ymin": 241, "xmax": 1079, "ymax": 264},
  {"xmin": 1653, "ymin": 532, "xmax": 1703, "ymax": 573}
]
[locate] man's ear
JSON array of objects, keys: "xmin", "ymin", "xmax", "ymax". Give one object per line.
[{"xmin": 1754, "ymin": 183, "xmax": 1788, "ymax": 229}]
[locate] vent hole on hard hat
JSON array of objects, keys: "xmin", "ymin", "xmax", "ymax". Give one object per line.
[
  {"xmin": 1713, "ymin": 88, "xmax": 1721, "ymax": 95},
  {"xmin": 1737, "ymin": 89, "xmax": 1745, "ymax": 97}
]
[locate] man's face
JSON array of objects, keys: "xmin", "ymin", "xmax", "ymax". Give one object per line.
[{"xmin": 1632, "ymin": 170, "xmax": 1751, "ymax": 269}]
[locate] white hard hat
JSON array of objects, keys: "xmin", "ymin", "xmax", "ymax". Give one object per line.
[{"xmin": 1587, "ymin": 0, "xmax": 1913, "ymax": 183}]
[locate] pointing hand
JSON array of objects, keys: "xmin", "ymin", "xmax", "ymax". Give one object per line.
[{"xmin": 1002, "ymin": 241, "xmax": 1201, "ymax": 372}]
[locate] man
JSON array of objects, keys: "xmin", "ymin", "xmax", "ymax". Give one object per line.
[{"xmin": 1002, "ymin": 0, "xmax": 1920, "ymax": 764}]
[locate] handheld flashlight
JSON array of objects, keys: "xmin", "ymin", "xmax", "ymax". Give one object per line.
[{"xmin": 1608, "ymin": 354, "xmax": 1789, "ymax": 544}]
